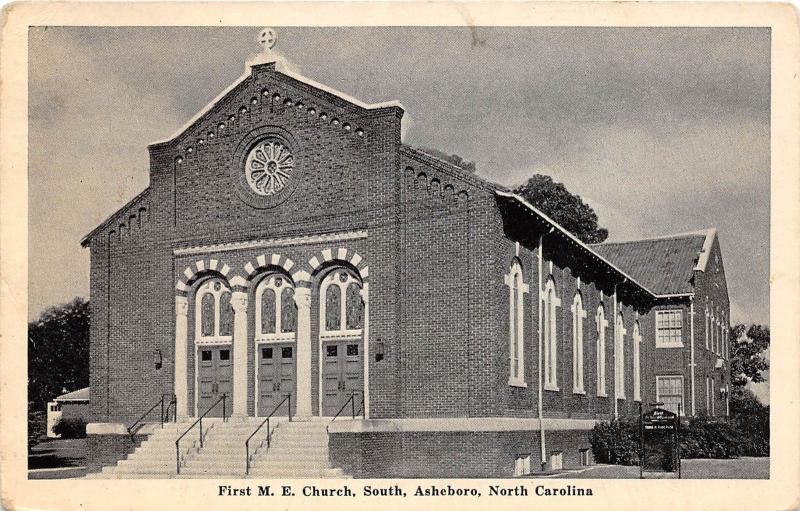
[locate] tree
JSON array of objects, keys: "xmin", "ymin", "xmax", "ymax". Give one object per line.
[
  {"xmin": 729, "ymin": 324, "xmax": 770, "ymax": 389},
  {"xmin": 513, "ymin": 174, "xmax": 609, "ymax": 244},
  {"xmin": 417, "ymin": 147, "xmax": 477, "ymax": 173},
  {"xmin": 28, "ymin": 298, "xmax": 90, "ymax": 413}
]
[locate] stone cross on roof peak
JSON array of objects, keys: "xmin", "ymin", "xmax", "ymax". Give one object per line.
[{"xmin": 258, "ymin": 28, "xmax": 277, "ymax": 51}]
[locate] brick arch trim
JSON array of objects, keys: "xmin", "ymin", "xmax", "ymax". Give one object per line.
[
  {"xmin": 242, "ymin": 253, "xmax": 300, "ymax": 285},
  {"xmin": 307, "ymin": 247, "xmax": 369, "ymax": 282},
  {"xmin": 175, "ymin": 257, "xmax": 246, "ymax": 294}
]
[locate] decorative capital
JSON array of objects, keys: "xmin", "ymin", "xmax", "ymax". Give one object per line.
[
  {"xmin": 175, "ymin": 296, "xmax": 189, "ymax": 316},
  {"xmin": 293, "ymin": 286, "xmax": 311, "ymax": 307},
  {"xmin": 231, "ymin": 291, "xmax": 248, "ymax": 312}
]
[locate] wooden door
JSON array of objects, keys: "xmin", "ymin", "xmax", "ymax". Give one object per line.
[
  {"xmin": 197, "ymin": 346, "xmax": 233, "ymax": 417},
  {"xmin": 321, "ymin": 341, "xmax": 363, "ymax": 416},
  {"xmin": 258, "ymin": 344, "xmax": 295, "ymax": 416}
]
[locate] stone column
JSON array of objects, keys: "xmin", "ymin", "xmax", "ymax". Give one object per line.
[
  {"xmin": 174, "ymin": 295, "xmax": 190, "ymax": 418},
  {"xmin": 231, "ymin": 291, "xmax": 249, "ymax": 417},
  {"xmin": 359, "ymin": 283, "xmax": 369, "ymax": 419},
  {"xmin": 293, "ymin": 287, "xmax": 312, "ymax": 418}
]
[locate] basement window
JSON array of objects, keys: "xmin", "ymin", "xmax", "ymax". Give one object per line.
[
  {"xmin": 513, "ymin": 454, "xmax": 531, "ymax": 476},
  {"xmin": 550, "ymin": 451, "xmax": 563, "ymax": 471}
]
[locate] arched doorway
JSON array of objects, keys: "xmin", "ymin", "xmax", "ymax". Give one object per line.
[
  {"xmin": 193, "ymin": 277, "xmax": 234, "ymax": 417},
  {"xmin": 318, "ymin": 267, "xmax": 365, "ymax": 416}
]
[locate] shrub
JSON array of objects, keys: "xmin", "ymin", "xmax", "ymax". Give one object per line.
[
  {"xmin": 729, "ymin": 388, "xmax": 769, "ymax": 456},
  {"xmin": 679, "ymin": 415, "xmax": 742, "ymax": 459},
  {"xmin": 589, "ymin": 417, "xmax": 639, "ymax": 465},
  {"xmin": 52, "ymin": 417, "xmax": 86, "ymax": 439}
]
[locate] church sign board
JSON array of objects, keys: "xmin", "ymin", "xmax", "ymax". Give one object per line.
[{"xmin": 640, "ymin": 405, "xmax": 681, "ymax": 477}]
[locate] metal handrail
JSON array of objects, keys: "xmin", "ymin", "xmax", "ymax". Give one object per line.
[
  {"xmin": 245, "ymin": 394, "xmax": 292, "ymax": 476},
  {"xmin": 331, "ymin": 390, "xmax": 364, "ymax": 422},
  {"xmin": 162, "ymin": 395, "xmax": 177, "ymax": 424},
  {"xmin": 127, "ymin": 394, "xmax": 176, "ymax": 439},
  {"xmin": 175, "ymin": 393, "xmax": 227, "ymax": 474}
]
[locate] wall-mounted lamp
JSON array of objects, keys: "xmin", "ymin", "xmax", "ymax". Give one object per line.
[
  {"xmin": 153, "ymin": 349, "xmax": 163, "ymax": 370},
  {"xmin": 375, "ymin": 341, "xmax": 385, "ymax": 362}
]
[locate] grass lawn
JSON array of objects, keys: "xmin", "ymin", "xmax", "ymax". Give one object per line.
[
  {"xmin": 547, "ymin": 457, "xmax": 769, "ymax": 479},
  {"xmin": 28, "ymin": 438, "xmax": 87, "ymax": 479}
]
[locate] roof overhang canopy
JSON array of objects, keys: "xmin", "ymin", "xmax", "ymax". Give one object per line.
[{"xmin": 495, "ymin": 190, "xmax": 657, "ymax": 303}]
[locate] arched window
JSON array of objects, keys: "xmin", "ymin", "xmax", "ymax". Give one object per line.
[
  {"xmin": 255, "ymin": 274, "xmax": 296, "ymax": 341},
  {"xmin": 320, "ymin": 268, "xmax": 363, "ymax": 337},
  {"xmin": 571, "ymin": 291, "xmax": 586, "ymax": 394},
  {"xmin": 704, "ymin": 302, "xmax": 710, "ymax": 350},
  {"xmin": 721, "ymin": 314, "xmax": 727, "ymax": 359},
  {"xmin": 195, "ymin": 278, "xmax": 233, "ymax": 343},
  {"xmin": 615, "ymin": 311, "xmax": 627, "ymax": 399},
  {"xmin": 596, "ymin": 305, "xmax": 608, "ymax": 396},
  {"xmin": 505, "ymin": 260, "xmax": 528, "ymax": 386},
  {"xmin": 709, "ymin": 303, "xmax": 715, "ymax": 353},
  {"xmin": 543, "ymin": 277, "xmax": 560, "ymax": 390},
  {"xmin": 633, "ymin": 320, "xmax": 642, "ymax": 401}
]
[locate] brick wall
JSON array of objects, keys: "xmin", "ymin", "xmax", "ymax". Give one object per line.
[
  {"xmin": 397, "ymin": 150, "xmax": 496, "ymax": 417},
  {"xmin": 490, "ymin": 222, "xmax": 655, "ymax": 423},
  {"xmin": 86, "ymin": 62, "xmax": 403, "ymax": 425},
  {"xmin": 328, "ymin": 429, "xmax": 594, "ymax": 478},
  {"xmin": 85, "ymin": 433, "xmax": 145, "ymax": 474},
  {"xmin": 694, "ymin": 237, "xmax": 732, "ymax": 416}
]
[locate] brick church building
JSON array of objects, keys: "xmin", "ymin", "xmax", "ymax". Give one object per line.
[{"xmin": 81, "ymin": 38, "xmax": 731, "ymax": 478}]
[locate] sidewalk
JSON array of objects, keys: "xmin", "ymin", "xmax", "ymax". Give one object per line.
[{"xmin": 543, "ymin": 457, "xmax": 769, "ymax": 479}]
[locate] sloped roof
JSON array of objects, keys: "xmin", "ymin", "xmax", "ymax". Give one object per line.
[
  {"xmin": 150, "ymin": 55, "xmax": 403, "ymax": 147},
  {"xmin": 495, "ymin": 191, "xmax": 657, "ymax": 299},
  {"xmin": 55, "ymin": 387, "xmax": 89, "ymax": 402},
  {"xmin": 591, "ymin": 229, "xmax": 716, "ymax": 295}
]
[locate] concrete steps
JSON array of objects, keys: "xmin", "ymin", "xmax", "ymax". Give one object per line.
[{"xmin": 85, "ymin": 418, "xmax": 350, "ymax": 479}]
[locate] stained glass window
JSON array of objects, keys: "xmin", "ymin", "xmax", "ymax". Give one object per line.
[
  {"xmin": 255, "ymin": 274, "xmax": 295, "ymax": 339},
  {"xmin": 218, "ymin": 291, "xmax": 233, "ymax": 337},
  {"xmin": 345, "ymin": 283, "xmax": 363, "ymax": 329},
  {"xmin": 325, "ymin": 285, "xmax": 341, "ymax": 331},
  {"xmin": 201, "ymin": 293, "xmax": 215, "ymax": 337},
  {"xmin": 261, "ymin": 288, "xmax": 277, "ymax": 334},
  {"xmin": 281, "ymin": 287, "xmax": 296, "ymax": 333}
]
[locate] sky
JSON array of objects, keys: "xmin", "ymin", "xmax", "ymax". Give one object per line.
[{"xmin": 28, "ymin": 26, "xmax": 770, "ymax": 330}]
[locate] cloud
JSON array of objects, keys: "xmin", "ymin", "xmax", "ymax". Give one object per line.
[{"xmin": 26, "ymin": 27, "xmax": 770, "ymax": 327}]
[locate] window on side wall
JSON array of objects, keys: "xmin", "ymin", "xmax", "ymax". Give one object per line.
[
  {"xmin": 633, "ymin": 321, "xmax": 642, "ymax": 402},
  {"xmin": 543, "ymin": 277, "xmax": 560, "ymax": 391},
  {"xmin": 656, "ymin": 375, "xmax": 684, "ymax": 416},
  {"xmin": 505, "ymin": 260, "xmax": 527, "ymax": 387},
  {"xmin": 655, "ymin": 310, "xmax": 683, "ymax": 348},
  {"xmin": 596, "ymin": 305, "xmax": 608, "ymax": 397},
  {"xmin": 571, "ymin": 291, "xmax": 586, "ymax": 394}
]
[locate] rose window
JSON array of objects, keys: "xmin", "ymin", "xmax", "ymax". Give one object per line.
[{"xmin": 245, "ymin": 140, "xmax": 294, "ymax": 196}]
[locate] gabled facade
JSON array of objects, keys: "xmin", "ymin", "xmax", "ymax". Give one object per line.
[
  {"xmin": 594, "ymin": 229, "xmax": 732, "ymax": 417},
  {"xmin": 81, "ymin": 54, "xmax": 731, "ymax": 477}
]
